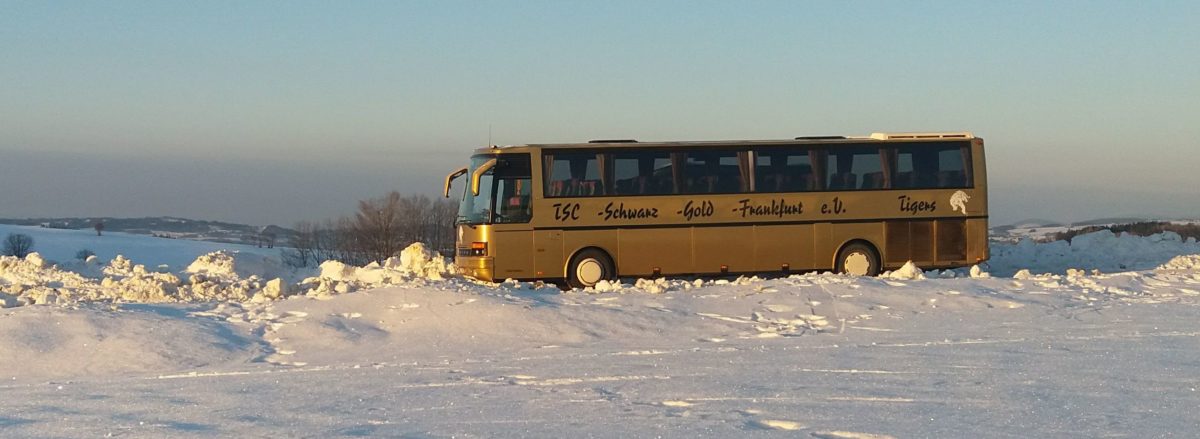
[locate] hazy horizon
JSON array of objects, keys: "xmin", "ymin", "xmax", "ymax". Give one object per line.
[{"xmin": 3, "ymin": 1, "xmax": 1198, "ymax": 227}]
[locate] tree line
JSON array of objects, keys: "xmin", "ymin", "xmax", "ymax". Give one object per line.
[{"xmin": 281, "ymin": 192, "xmax": 458, "ymax": 268}]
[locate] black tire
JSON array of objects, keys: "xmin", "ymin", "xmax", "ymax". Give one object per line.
[
  {"xmin": 566, "ymin": 248, "xmax": 616, "ymax": 289},
  {"xmin": 835, "ymin": 242, "xmax": 881, "ymax": 277}
]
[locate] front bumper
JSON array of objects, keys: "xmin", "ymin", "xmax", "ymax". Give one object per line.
[{"xmin": 455, "ymin": 256, "xmax": 495, "ymax": 282}]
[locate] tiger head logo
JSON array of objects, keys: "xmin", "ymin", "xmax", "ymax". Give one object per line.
[{"xmin": 950, "ymin": 190, "xmax": 971, "ymax": 215}]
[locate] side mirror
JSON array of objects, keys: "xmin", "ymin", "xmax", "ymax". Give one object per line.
[
  {"xmin": 444, "ymin": 167, "xmax": 468, "ymax": 198},
  {"xmin": 470, "ymin": 159, "xmax": 497, "ymax": 196}
]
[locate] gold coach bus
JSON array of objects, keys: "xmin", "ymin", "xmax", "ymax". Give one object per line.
[{"xmin": 444, "ymin": 132, "xmax": 988, "ymax": 288}]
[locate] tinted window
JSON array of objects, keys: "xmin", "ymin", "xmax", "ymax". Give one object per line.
[
  {"xmin": 612, "ymin": 150, "xmax": 676, "ymax": 195},
  {"xmin": 755, "ymin": 148, "xmax": 817, "ymax": 192},
  {"xmin": 493, "ymin": 155, "xmax": 532, "ymax": 223},
  {"xmin": 826, "ymin": 146, "xmax": 885, "ymax": 190},
  {"xmin": 543, "ymin": 151, "xmax": 604, "ymax": 197},
  {"xmin": 682, "ymin": 150, "xmax": 747, "ymax": 194},
  {"xmin": 494, "ymin": 176, "xmax": 532, "ymax": 223},
  {"xmin": 894, "ymin": 143, "xmax": 972, "ymax": 189}
]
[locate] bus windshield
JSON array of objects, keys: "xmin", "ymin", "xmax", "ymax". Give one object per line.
[{"xmin": 457, "ymin": 154, "xmax": 532, "ymax": 225}]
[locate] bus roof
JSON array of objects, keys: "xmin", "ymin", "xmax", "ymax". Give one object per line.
[{"xmin": 473, "ymin": 132, "xmax": 977, "ymax": 154}]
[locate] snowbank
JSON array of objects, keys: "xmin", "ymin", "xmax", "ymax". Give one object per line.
[
  {"xmin": 882, "ymin": 261, "xmax": 925, "ymax": 280},
  {"xmin": 0, "ymin": 303, "xmax": 262, "ymax": 379},
  {"xmin": 582, "ymin": 276, "xmax": 768, "ymax": 295},
  {"xmin": 6, "ymin": 229, "xmax": 1200, "ymax": 310},
  {"xmin": 0, "ymin": 243, "xmax": 457, "ymax": 308},
  {"xmin": 299, "ymin": 243, "xmax": 458, "ymax": 298},
  {"xmin": 988, "ymin": 230, "xmax": 1200, "ymax": 276},
  {"xmin": 1157, "ymin": 254, "xmax": 1200, "ymax": 271}
]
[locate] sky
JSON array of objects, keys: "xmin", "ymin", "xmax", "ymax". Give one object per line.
[{"xmin": 1, "ymin": 1, "xmax": 1198, "ymax": 226}]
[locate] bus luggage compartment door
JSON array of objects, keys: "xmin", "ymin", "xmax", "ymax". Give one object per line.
[
  {"xmin": 491, "ymin": 227, "xmax": 535, "ymax": 280},
  {"xmin": 694, "ymin": 225, "xmax": 754, "ymax": 275},
  {"xmin": 533, "ymin": 230, "xmax": 565, "ymax": 279}
]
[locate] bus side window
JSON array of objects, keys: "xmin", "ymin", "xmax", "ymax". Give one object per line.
[
  {"xmin": 915, "ymin": 151, "xmax": 939, "ymax": 188},
  {"xmin": 860, "ymin": 172, "xmax": 885, "ymax": 190},
  {"xmin": 755, "ymin": 149, "xmax": 814, "ymax": 193},
  {"xmin": 894, "ymin": 143, "xmax": 972, "ymax": 189},
  {"xmin": 896, "ymin": 147, "xmax": 928, "ymax": 188},
  {"xmin": 650, "ymin": 156, "xmax": 675, "ymax": 194},
  {"xmin": 937, "ymin": 147, "xmax": 970, "ymax": 188},
  {"xmin": 828, "ymin": 147, "xmax": 883, "ymax": 190},
  {"xmin": 893, "ymin": 148, "xmax": 914, "ymax": 189},
  {"xmin": 829, "ymin": 172, "xmax": 856, "ymax": 190},
  {"xmin": 682, "ymin": 153, "xmax": 712, "ymax": 194},
  {"xmin": 612, "ymin": 151, "xmax": 673, "ymax": 195},
  {"xmin": 791, "ymin": 162, "xmax": 814, "ymax": 191},
  {"xmin": 683, "ymin": 150, "xmax": 741, "ymax": 194},
  {"xmin": 826, "ymin": 152, "xmax": 855, "ymax": 190},
  {"xmin": 755, "ymin": 152, "xmax": 786, "ymax": 192},
  {"xmin": 544, "ymin": 152, "xmax": 604, "ymax": 197}
]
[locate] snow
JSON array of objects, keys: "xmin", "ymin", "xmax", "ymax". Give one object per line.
[
  {"xmin": 0, "ymin": 224, "xmax": 278, "ymax": 272},
  {"xmin": 186, "ymin": 250, "xmax": 267, "ymax": 280},
  {"xmin": 0, "ymin": 303, "xmax": 263, "ymax": 379},
  {"xmin": 298, "ymin": 243, "xmax": 458, "ymax": 299},
  {"xmin": 881, "ymin": 261, "xmax": 924, "ymax": 280},
  {"xmin": 969, "ymin": 264, "xmax": 991, "ymax": 278},
  {"xmin": 1158, "ymin": 254, "xmax": 1200, "ymax": 271},
  {"xmin": 0, "ymin": 226, "xmax": 456, "ymax": 306},
  {"xmin": 988, "ymin": 229, "xmax": 1200, "ymax": 276},
  {"xmin": 396, "ymin": 241, "xmax": 456, "ymax": 279},
  {"xmin": 1, "ymin": 226, "xmax": 1200, "ymax": 436}
]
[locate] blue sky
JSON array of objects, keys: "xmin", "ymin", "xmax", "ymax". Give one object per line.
[{"xmin": 2, "ymin": 1, "xmax": 1198, "ymax": 225}]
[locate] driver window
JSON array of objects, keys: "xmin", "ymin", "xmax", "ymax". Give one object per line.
[
  {"xmin": 494, "ymin": 177, "xmax": 532, "ymax": 223},
  {"xmin": 492, "ymin": 154, "xmax": 533, "ymax": 223}
]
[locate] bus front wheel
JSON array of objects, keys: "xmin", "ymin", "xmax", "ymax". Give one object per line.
[
  {"xmin": 836, "ymin": 242, "xmax": 880, "ymax": 277},
  {"xmin": 567, "ymin": 249, "xmax": 616, "ymax": 289}
]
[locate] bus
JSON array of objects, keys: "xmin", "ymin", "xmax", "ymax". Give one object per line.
[{"xmin": 444, "ymin": 132, "xmax": 988, "ymax": 288}]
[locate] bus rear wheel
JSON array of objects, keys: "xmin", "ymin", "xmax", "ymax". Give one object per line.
[
  {"xmin": 836, "ymin": 242, "xmax": 880, "ymax": 277},
  {"xmin": 567, "ymin": 249, "xmax": 616, "ymax": 289}
]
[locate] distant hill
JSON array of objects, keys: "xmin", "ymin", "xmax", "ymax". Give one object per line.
[
  {"xmin": 0, "ymin": 217, "xmax": 295, "ymax": 247},
  {"xmin": 1003, "ymin": 218, "xmax": 1066, "ymax": 228},
  {"xmin": 1070, "ymin": 217, "xmax": 1155, "ymax": 227}
]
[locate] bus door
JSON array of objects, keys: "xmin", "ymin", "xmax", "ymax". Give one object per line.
[{"xmin": 488, "ymin": 155, "xmax": 536, "ymax": 280}]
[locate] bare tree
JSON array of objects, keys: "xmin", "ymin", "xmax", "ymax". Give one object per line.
[
  {"xmin": 282, "ymin": 221, "xmax": 313, "ymax": 268},
  {"xmin": 281, "ymin": 221, "xmax": 331, "ymax": 268},
  {"xmin": 398, "ymin": 194, "xmax": 432, "ymax": 245},
  {"xmin": 430, "ymin": 198, "xmax": 458, "ymax": 255},
  {"xmin": 280, "ymin": 191, "xmax": 462, "ymax": 268},
  {"xmin": 3, "ymin": 233, "xmax": 34, "ymax": 258},
  {"xmin": 351, "ymin": 191, "xmax": 408, "ymax": 264},
  {"xmin": 332, "ymin": 216, "xmax": 369, "ymax": 266},
  {"xmin": 280, "ymin": 243, "xmax": 309, "ymax": 269}
]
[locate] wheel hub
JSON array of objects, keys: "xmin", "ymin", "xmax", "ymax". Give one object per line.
[
  {"xmin": 576, "ymin": 259, "xmax": 604, "ymax": 285},
  {"xmin": 844, "ymin": 252, "xmax": 871, "ymax": 276}
]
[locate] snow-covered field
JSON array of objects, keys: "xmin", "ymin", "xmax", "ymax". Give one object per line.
[
  {"xmin": 0, "ymin": 224, "xmax": 278, "ymax": 272},
  {"xmin": 2, "ymin": 224, "xmax": 1200, "ymax": 437}
]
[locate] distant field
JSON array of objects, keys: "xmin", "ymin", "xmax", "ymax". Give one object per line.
[{"xmin": 0, "ymin": 224, "xmax": 279, "ymax": 270}]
